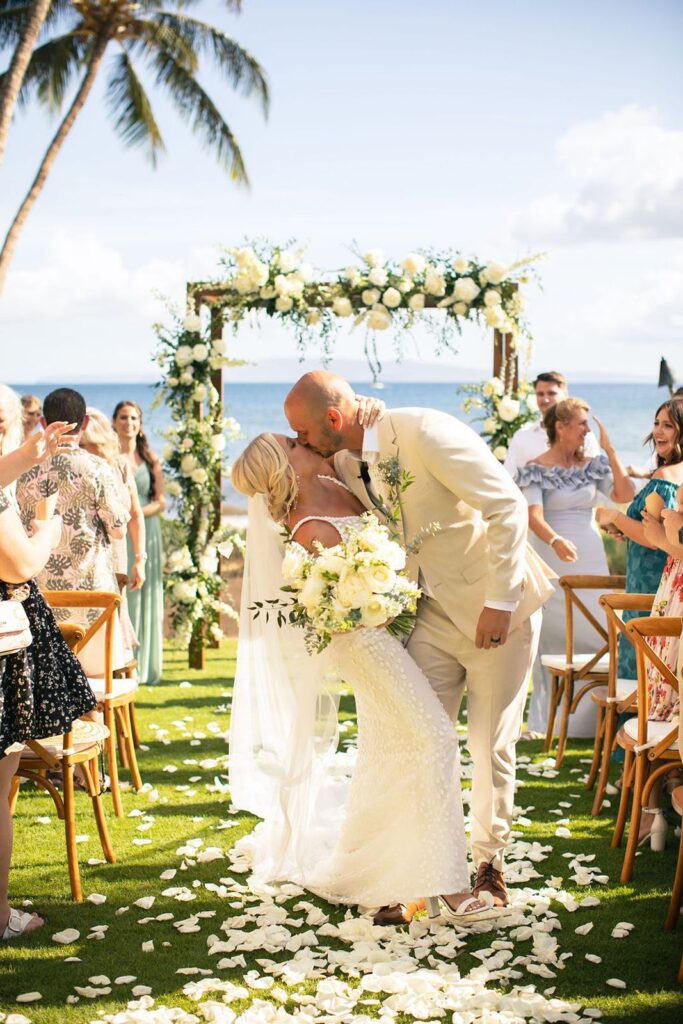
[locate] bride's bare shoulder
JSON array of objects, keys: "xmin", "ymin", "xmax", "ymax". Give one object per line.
[{"xmin": 288, "ymin": 517, "xmax": 342, "ymax": 553}]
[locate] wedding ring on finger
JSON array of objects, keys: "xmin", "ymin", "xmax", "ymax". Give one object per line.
[{"xmin": 491, "ymin": 636, "xmax": 502, "ymax": 645}]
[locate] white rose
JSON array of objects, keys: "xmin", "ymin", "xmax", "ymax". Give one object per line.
[
  {"xmin": 166, "ymin": 480, "xmax": 181, "ymax": 498},
  {"xmin": 173, "ymin": 579, "xmax": 197, "ymax": 604},
  {"xmin": 453, "ymin": 257, "xmax": 469, "ymax": 274},
  {"xmin": 453, "ymin": 277, "xmax": 480, "ymax": 303},
  {"xmin": 193, "ymin": 383, "xmax": 207, "ymax": 401},
  {"xmin": 273, "ymin": 273, "xmax": 290, "ymax": 296},
  {"xmin": 493, "ymin": 445, "xmax": 508, "ymax": 462},
  {"xmin": 401, "ymin": 253, "xmax": 426, "ymax": 277},
  {"xmin": 363, "ymin": 249, "xmax": 384, "ymax": 268},
  {"xmin": 453, "ymin": 302, "xmax": 468, "ymax": 316},
  {"xmin": 482, "ymin": 417, "xmax": 498, "ymax": 434},
  {"xmin": 306, "ymin": 308, "xmax": 321, "ymax": 325},
  {"xmin": 210, "ymin": 433, "xmax": 226, "ymax": 453},
  {"xmin": 181, "ymin": 437, "xmax": 194, "ymax": 451},
  {"xmin": 358, "ymin": 563, "xmax": 396, "ymax": 594},
  {"xmin": 234, "ymin": 246, "xmax": 256, "ymax": 267},
  {"xmin": 179, "ymin": 370, "xmax": 194, "ymax": 385},
  {"xmin": 382, "ymin": 287, "xmax": 402, "ymax": 309},
  {"xmin": 497, "ymin": 396, "xmax": 521, "ymax": 422},
  {"xmin": 424, "ymin": 268, "xmax": 446, "ymax": 297},
  {"xmin": 361, "ymin": 288, "xmax": 381, "ymax": 306},
  {"xmin": 343, "ymin": 265, "xmax": 361, "ymax": 284},
  {"xmin": 275, "ymin": 295, "xmax": 294, "ymax": 312},
  {"xmin": 336, "ymin": 572, "xmax": 374, "ymax": 609},
  {"xmin": 409, "ymin": 293, "xmax": 426, "ymax": 311},
  {"xmin": 360, "ymin": 596, "xmax": 390, "ymax": 628},
  {"xmin": 192, "ymin": 343, "xmax": 209, "ymax": 362},
  {"xmin": 526, "ymin": 393, "xmax": 539, "ymax": 413},
  {"xmin": 212, "ymin": 336, "xmax": 227, "ymax": 354},
  {"xmin": 233, "ymin": 274, "xmax": 257, "ymax": 295},
  {"xmin": 316, "ymin": 549, "xmax": 347, "ymax": 577},
  {"xmin": 180, "ymin": 453, "xmax": 197, "ymax": 476},
  {"xmin": 259, "ymin": 285, "xmax": 277, "ymax": 299},
  {"xmin": 484, "ymin": 261, "xmax": 507, "ymax": 285},
  {"xmin": 332, "ymin": 296, "xmax": 353, "ymax": 318},
  {"xmin": 183, "ymin": 313, "xmax": 201, "ymax": 333},
  {"xmin": 398, "ymin": 277, "xmax": 413, "ymax": 293},
  {"xmin": 483, "ymin": 289, "xmax": 501, "ymax": 307},
  {"xmin": 162, "ymin": 444, "xmax": 173, "ymax": 461},
  {"xmin": 484, "ymin": 305, "xmax": 506, "ymax": 328},
  {"xmin": 168, "ymin": 376, "xmax": 179, "ymax": 387},
  {"xmin": 300, "ymin": 573, "xmax": 327, "ymax": 612},
  {"xmin": 485, "ymin": 377, "xmax": 504, "ymax": 397},
  {"xmin": 248, "ymin": 260, "xmax": 269, "ymax": 287},
  {"xmin": 366, "ymin": 304, "xmax": 392, "ymax": 331},
  {"xmin": 368, "ymin": 267, "xmax": 388, "ymax": 287},
  {"xmin": 199, "ymin": 548, "xmax": 218, "ymax": 574},
  {"xmin": 191, "ymin": 467, "xmax": 208, "ymax": 485},
  {"xmin": 276, "ymin": 249, "xmax": 298, "ymax": 273},
  {"xmin": 167, "ymin": 546, "xmax": 192, "ymax": 572},
  {"xmin": 175, "ymin": 344, "xmax": 193, "ymax": 367},
  {"xmin": 282, "ymin": 546, "xmax": 308, "ymax": 583}
]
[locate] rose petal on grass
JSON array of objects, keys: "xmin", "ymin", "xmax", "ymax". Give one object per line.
[
  {"xmin": 52, "ymin": 928, "xmax": 80, "ymax": 944},
  {"xmin": 574, "ymin": 922, "xmax": 593, "ymax": 935},
  {"xmin": 88, "ymin": 975, "xmax": 110, "ymax": 985},
  {"xmin": 86, "ymin": 893, "xmax": 106, "ymax": 905},
  {"xmin": 585, "ymin": 954, "xmax": 602, "ymax": 963},
  {"xmin": 134, "ymin": 896, "xmax": 156, "ymax": 910},
  {"xmin": 142, "ymin": 940, "xmax": 154, "ymax": 952},
  {"xmin": 16, "ymin": 992, "xmax": 42, "ymax": 1002},
  {"xmin": 607, "ymin": 978, "xmax": 627, "ymax": 989},
  {"xmin": 114, "ymin": 976, "xmax": 137, "ymax": 985}
]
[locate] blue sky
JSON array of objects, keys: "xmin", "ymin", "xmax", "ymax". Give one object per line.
[{"xmin": 1, "ymin": 0, "xmax": 682, "ymax": 383}]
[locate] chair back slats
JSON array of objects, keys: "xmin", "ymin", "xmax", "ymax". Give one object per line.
[
  {"xmin": 627, "ymin": 616, "xmax": 681, "ymax": 759},
  {"xmin": 560, "ymin": 576, "xmax": 625, "ymax": 676},
  {"xmin": 44, "ymin": 590, "xmax": 120, "ymax": 698}
]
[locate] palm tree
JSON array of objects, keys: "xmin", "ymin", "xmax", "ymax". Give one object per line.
[
  {"xmin": 0, "ymin": 0, "xmax": 56, "ymax": 165},
  {"xmin": 0, "ymin": 0, "xmax": 268, "ymax": 291}
]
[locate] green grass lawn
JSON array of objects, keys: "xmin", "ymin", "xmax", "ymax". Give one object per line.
[{"xmin": 1, "ymin": 641, "xmax": 682, "ymax": 1023}]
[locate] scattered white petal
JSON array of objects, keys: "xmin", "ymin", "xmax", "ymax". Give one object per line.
[
  {"xmin": 607, "ymin": 978, "xmax": 627, "ymax": 989},
  {"xmin": 52, "ymin": 928, "xmax": 80, "ymax": 944},
  {"xmin": 86, "ymin": 893, "xmax": 106, "ymax": 905},
  {"xmin": 16, "ymin": 992, "xmax": 42, "ymax": 1002}
]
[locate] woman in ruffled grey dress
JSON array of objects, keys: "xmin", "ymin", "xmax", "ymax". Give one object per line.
[{"xmin": 515, "ymin": 398, "xmax": 634, "ymax": 737}]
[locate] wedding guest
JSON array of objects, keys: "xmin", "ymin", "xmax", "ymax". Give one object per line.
[
  {"xmin": 504, "ymin": 371, "xmax": 599, "ymax": 478},
  {"xmin": 1, "ymin": 458, "xmax": 98, "ymax": 940},
  {"xmin": 16, "ymin": 388, "xmax": 129, "ymax": 675},
  {"xmin": 80, "ymin": 408, "xmax": 146, "ymax": 660},
  {"xmin": 516, "ymin": 398, "xmax": 634, "ymax": 738},
  {"xmin": 597, "ymin": 400, "xmax": 683, "ymax": 683},
  {"xmin": 113, "ymin": 401, "xmax": 165, "ymax": 685},
  {"xmin": 0, "ymin": 385, "xmax": 23, "ymax": 457},
  {"xmin": 20, "ymin": 395, "xmax": 42, "ymax": 441}
]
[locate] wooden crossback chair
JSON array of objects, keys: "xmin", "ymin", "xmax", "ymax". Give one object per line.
[
  {"xmin": 589, "ymin": 592, "xmax": 654, "ymax": 815},
  {"xmin": 611, "ymin": 616, "xmax": 681, "ymax": 884},
  {"xmin": 542, "ymin": 575, "xmax": 625, "ymax": 768},
  {"xmin": 668, "ymin": 784, "xmax": 683, "ymax": 931},
  {"xmin": 43, "ymin": 590, "xmax": 143, "ymax": 817},
  {"xmin": 10, "ymin": 622, "xmax": 115, "ymax": 902}
]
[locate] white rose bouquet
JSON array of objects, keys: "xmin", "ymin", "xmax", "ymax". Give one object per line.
[{"xmin": 253, "ymin": 513, "xmax": 421, "ymax": 653}]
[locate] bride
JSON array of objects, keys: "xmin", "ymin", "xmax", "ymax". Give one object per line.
[{"xmin": 229, "ymin": 430, "xmax": 499, "ymax": 926}]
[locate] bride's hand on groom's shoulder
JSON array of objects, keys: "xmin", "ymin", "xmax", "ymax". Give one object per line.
[{"xmin": 355, "ymin": 394, "xmax": 386, "ymax": 428}]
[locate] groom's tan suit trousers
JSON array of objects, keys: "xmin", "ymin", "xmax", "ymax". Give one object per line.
[{"xmin": 335, "ymin": 408, "xmax": 554, "ymax": 872}]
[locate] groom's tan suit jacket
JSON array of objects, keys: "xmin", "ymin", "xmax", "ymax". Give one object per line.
[{"xmin": 334, "ymin": 407, "xmax": 554, "ymax": 642}]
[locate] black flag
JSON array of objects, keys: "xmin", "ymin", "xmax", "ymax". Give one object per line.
[{"xmin": 658, "ymin": 357, "xmax": 676, "ymax": 395}]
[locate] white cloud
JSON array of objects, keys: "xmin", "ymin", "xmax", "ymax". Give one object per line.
[{"xmin": 512, "ymin": 105, "xmax": 683, "ymax": 243}]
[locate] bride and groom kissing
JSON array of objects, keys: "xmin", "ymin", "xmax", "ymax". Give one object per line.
[{"xmin": 228, "ymin": 370, "xmax": 553, "ymax": 926}]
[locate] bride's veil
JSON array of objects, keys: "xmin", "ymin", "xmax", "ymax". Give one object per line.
[{"xmin": 229, "ymin": 495, "xmax": 343, "ymax": 883}]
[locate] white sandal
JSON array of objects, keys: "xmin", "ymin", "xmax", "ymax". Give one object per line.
[
  {"xmin": 425, "ymin": 892, "xmax": 502, "ymax": 924},
  {"xmin": 1, "ymin": 907, "xmax": 45, "ymax": 940}
]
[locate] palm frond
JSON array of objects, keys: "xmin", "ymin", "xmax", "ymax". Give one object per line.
[
  {"xmin": 151, "ymin": 12, "xmax": 268, "ymax": 115},
  {"xmin": 106, "ymin": 48, "xmax": 164, "ymax": 164},
  {"xmin": 0, "ymin": 2, "xmax": 33, "ymax": 47},
  {"xmin": 126, "ymin": 15, "xmax": 197, "ymax": 73},
  {"xmin": 9, "ymin": 30, "xmax": 85, "ymax": 110},
  {"xmin": 152, "ymin": 49, "xmax": 248, "ymax": 183}
]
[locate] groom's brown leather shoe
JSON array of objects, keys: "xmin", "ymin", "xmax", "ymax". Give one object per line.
[
  {"xmin": 372, "ymin": 904, "xmax": 408, "ymax": 926},
  {"xmin": 473, "ymin": 861, "xmax": 509, "ymax": 907}
]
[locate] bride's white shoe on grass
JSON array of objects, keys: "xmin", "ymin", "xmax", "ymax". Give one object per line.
[{"xmin": 425, "ymin": 891, "xmax": 502, "ymax": 924}]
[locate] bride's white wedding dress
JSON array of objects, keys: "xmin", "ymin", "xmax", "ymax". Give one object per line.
[{"xmin": 230, "ymin": 498, "xmax": 470, "ymax": 909}]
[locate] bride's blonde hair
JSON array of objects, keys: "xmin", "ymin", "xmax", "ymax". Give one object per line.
[{"xmin": 231, "ymin": 432, "xmax": 298, "ymax": 523}]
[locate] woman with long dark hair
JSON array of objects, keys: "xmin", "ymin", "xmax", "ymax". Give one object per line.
[{"xmin": 113, "ymin": 401, "xmax": 165, "ymax": 684}]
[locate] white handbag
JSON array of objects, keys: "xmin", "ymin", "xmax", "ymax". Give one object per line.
[{"xmin": 0, "ymin": 599, "xmax": 32, "ymax": 657}]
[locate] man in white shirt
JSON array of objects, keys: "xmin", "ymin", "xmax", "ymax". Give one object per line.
[{"xmin": 504, "ymin": 371, "xmax": 599, "ymax": 479}]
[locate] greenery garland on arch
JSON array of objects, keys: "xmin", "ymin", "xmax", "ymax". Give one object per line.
[{"xmin": 155, "ymin": 241, "xmax": 539, "ymax": 650}]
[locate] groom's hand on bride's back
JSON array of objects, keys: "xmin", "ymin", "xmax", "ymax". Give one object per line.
[
  {"xmin": 355, "ymin": 394, "xmax": 386, "ymax": 429},
  {"xmin": 475, "ymin": 607, "xmax": 512, "ymax": 650}
]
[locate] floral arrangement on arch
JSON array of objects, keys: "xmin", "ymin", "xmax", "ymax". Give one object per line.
[
  {"xmin": 189, "ymin": 241, "xmax": 537, "ymax": 377},
  {"xmin": 460, "ymin": 377, "xmax": 538, "ymax": 462},
  {"xmin": 153, "ymin": 313, "xmax": 244, "ymax": 645}
]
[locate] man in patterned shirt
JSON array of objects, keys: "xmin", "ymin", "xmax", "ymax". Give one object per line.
[{"xmin": 17, "ymin": 388, "xmax": 129, "ymax": 672}]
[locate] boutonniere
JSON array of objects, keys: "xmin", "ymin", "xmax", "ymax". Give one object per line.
[{"xmin": 376, "ymin": 457, "xmax": 440, "ymax": 553}]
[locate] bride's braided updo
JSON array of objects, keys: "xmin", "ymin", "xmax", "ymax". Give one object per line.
[{"xmin": 231, "ymin": 432, "xmax": 299, "ymax": 523}]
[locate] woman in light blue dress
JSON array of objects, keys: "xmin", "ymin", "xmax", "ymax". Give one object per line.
[
  {"xmin": 113, "ymin": 401, "xmax": 165, "ymax": 684},
  {"xmin": 516, "ymin": 398, "xmax": 634, "ymax": 737}
]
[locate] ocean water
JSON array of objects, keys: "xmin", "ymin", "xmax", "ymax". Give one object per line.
[{"xmin": 12, "ymin": 381, "xmax": 667, "ymax": 509}]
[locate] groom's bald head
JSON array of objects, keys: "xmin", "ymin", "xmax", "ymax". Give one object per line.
[{"xmin": 285, "ymin": 371, "xmax": 362, "ymax": 456}]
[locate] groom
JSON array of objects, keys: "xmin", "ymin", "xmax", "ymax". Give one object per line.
[{"xmin": 284, "ymin": 371, "xmax": 553, "ymax": 919}]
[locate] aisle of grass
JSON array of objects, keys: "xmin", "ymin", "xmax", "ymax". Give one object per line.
[{"xmin": 1, "ymin": 640, "xmax": 681, "ymax": 1023}]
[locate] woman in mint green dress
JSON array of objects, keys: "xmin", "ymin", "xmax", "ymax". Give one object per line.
[
  {"xmin": 113, "ymin": 401, "xmax": 165, "ymax": 684},
  {"xmin": 597, "ymin": 399, "xmax": 683, "ymax": 680}
]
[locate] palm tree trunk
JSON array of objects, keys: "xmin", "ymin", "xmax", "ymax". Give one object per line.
[
  {"xmin": 0, "ymin": 36, "xmax": 108, "ymax": 293},
  {"xmin": 0, "ymin": 0, "xmax": 53, "ymax": 164}
]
